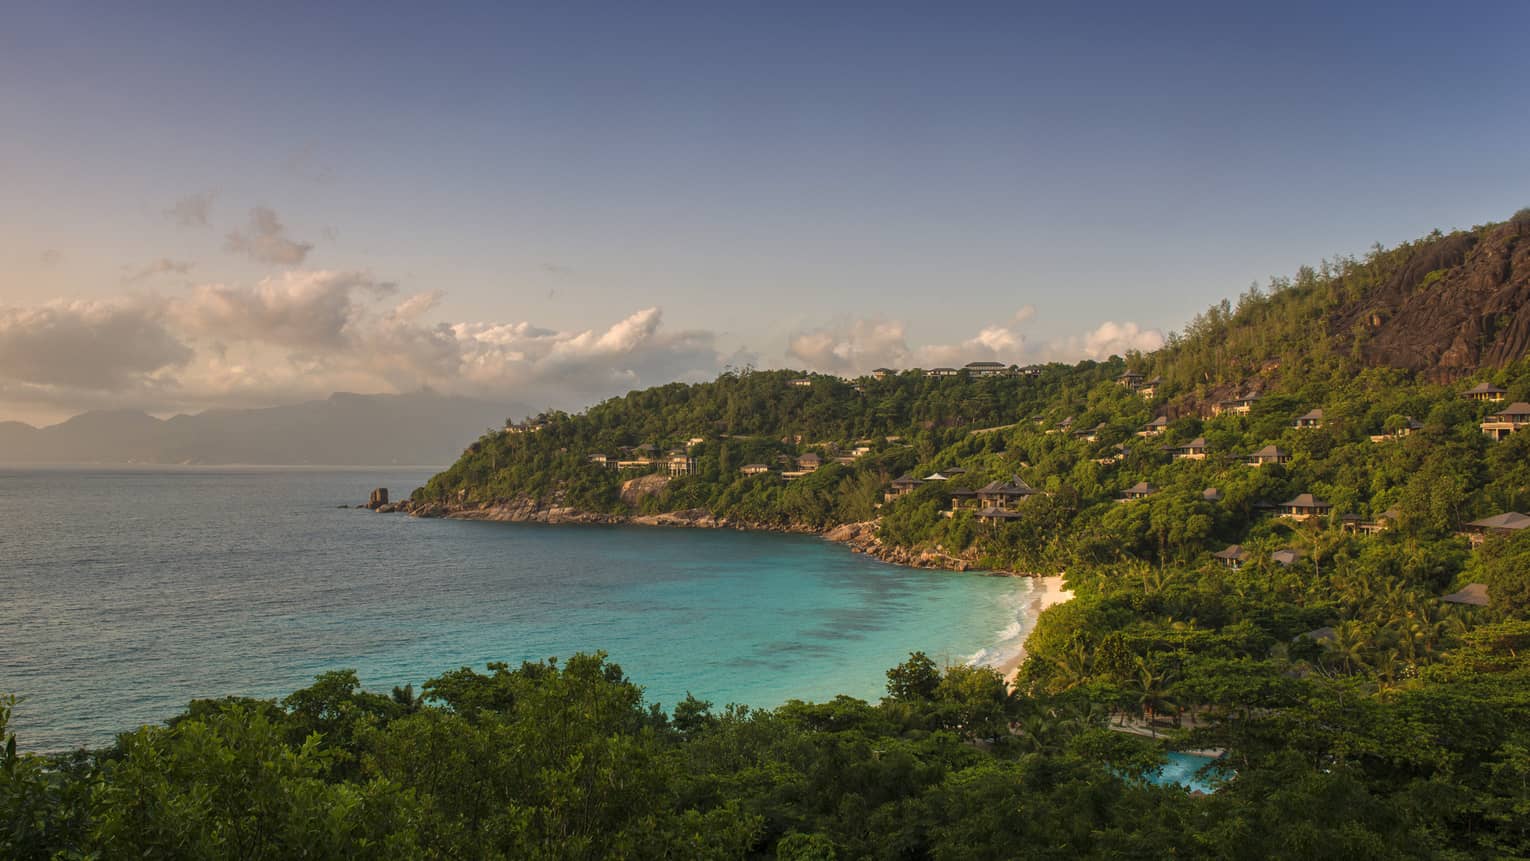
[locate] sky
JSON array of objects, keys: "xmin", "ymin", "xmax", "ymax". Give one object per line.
[{"xmin": 2, "ymin": 1, "xmax": 1528, "ymax": 425}]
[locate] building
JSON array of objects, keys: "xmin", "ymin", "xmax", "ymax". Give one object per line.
[
  {"xmin": 1139, "ymin": 377, "xmax": 1162, "ymax": 399},
  {"xmin": 922, "ymin": 468, "xmax": 965, "ymax": 481},
  {"xmin": 1075, "ymin": 422, "xmax": 1107, "ymax": 443},
  {"xmin": 1212, "ymin": 544, "xmax": 1248, "ymax": 569},
  {"xmin": 740, "ymin": 463, "xmax": 770, "ymax": 476},
  {"xmin": 1480, "ymin": 402, "xmax": 1530, "ymax": 441},
  {"xmin": 1246, "ymin": 444, "xmax": 1291, "ymax": 468},
  {"xmin": 1120, "ymin": 481, "xmax": 1157, "ymax": 501},
  {"xmin": 1281, "ymin": 493, "xmax": 1332, "ymax": 522},
  {"xmin": 1463, "ymin": 382, "xmax": 1507, "ymax": 402},
  {"xmin": 964, "ymin": 361, "xmax": 1009, "ymax": 377},
  {"xmin": 976, "ymin": 476, "xmax": 1037, "ymax": 512},
  {"xmin": 1116, "ymin": 370, "xmax": 1145, "ymax": 388},
  {"xmin": 871, "ymin": 368, "xmax": 894, "ymax": 380},
  {"xmin": 666, "ymin": 453, "xmax": 696, "ymax": 477},
  {"xmin": 1047, "ymin": 416, "xmax": 1075, "ymax": 435},
  {"xmin": 925, "ymin": 367, "xmax": 959, "ymax": 378},
  {"xmin": 1441, "ymin": 583, "xmax": 1490, "ymax": 606},
  {"xmin": 946, "ymin": 488, "xmax": 979, "ymax": 516},
  {"xmin": 1369, "ymin": 417, "xmax": 1423, "ymax": 443},
  {"xmin": 789, "ymin": 377, "xmax": 813, "ymax": 388},
  {"xmin": 1214, "ymin": 394, "xmax": 1259, "ymax": 416},
  {"xmin": 1294, "ymin": 408, "xmax": 1325, "ymax": 429},
  {"xmin": 1462, "ymin": 512, "xmax": 1530, "ymax": 544},
  {"xmin": 587, "ymin": 453, "xmax": 615, "ymax": 469},
  {"xmin": 885, "ymin": 473, "xmax": 924, "ymax": 501},
  {"xmin": 1138, "ymin": 416, "xmax": 1169, "ymax": 437},
  {"xmin": 1017, "ymin": 365, "xmax": 1043, "ymax": 377},
  {"xmin": 1171, "ymin": 437, "xmax": 1208, "ymax": 461},
  {"xmin": 796, "ymin": 452, "xmax": 822, "ymax": 471},
  {"xmin": 1202, "ymin": 487, "xmax": 1222, "ymax": 502},
  {"xmin": 1341, "ymin": 508, "xmax": 1397, "ymax": 535},
  {"xmin": 1270, "ymin": 549, "xmax": 1302, "ymax": 566}
]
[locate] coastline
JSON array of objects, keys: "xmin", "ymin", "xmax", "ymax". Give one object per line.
[
  {"xmin": 996, "ymin": 574, "xmax": 1074, "ymax": 685},
  {"xmin": 382, "ymin": 495, "xmax": 1068, "ymax": 685}
]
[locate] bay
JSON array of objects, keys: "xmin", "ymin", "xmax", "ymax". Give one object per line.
[{"xmin": 0, "ymin": 466, "xmax": 1037, "ymax": 751}]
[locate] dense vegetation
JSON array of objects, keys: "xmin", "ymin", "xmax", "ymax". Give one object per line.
[{"xmin": 7, "ymin": 214, "xmax": 1530, "ymax": 856}]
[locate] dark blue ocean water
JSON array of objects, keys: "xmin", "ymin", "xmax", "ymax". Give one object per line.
[{"xmin": 0, "ymin": 467, "xmax": 1035, "ymax": 751}]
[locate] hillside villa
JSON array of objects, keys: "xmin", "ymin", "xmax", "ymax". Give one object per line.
[
  {"xmin": 1294, "ymin": 408, "xmax": 1325, "ymax": 429},
  {"xmin": 1246, "ymin": 444, "xmax": 1291, "ymax": 467},
  {"xmin": 925, "ymin": 367, "xmax": 959, "ymax": 377},
  {"xmin": 1461, "ymin": 512, "xmax": 1530, "ymax": 545},
  {"xmin": 1463, "ymin": 382, "xmax": 1507, "ymax": 402},
  {"xmin": 964, "ymin": 361, "xmax": 1009, "ymax": 377},
  {"xmin": 1212, "ymin": 544, "xmax": 1248, "ymax": 569},
  {"xmin": 1169, "ymin": 437, "xmax": 1208, "ymax": 461},
  {"xmin": 1120, "ymin": 481, "xmax": 1157, "ymax": 501},
  {"xmin": 740, "ymin": 463, "xmax": 770, "ymax": 476},
  {"xmin": 666, "ymin": 453, "xmax": 696, "ymax": 476},
  {"xmin": 1138, "ymin": 416, "xmax": 1168, "ymax": 437},
  {"xmin": 1480, "ymin": 402, "xmax": 1530, "ymax": 441},
  {"xmin": 1214, "ymin": 394, "xmax": 1259, "ymax": 416},
  {"xmin": 1441, "ymin": 583, "xmax": 1490, "ymax": 606},
  {"xmin": 1370, "ymin": 417, "xmax": 1423, "ymax": 442},
  {"xmin": 886, "ymin": 473, "xmax": 924, "ymax": 501},
  {"xmin": 1281, "ymin": 493, "xmax": 1332, "ymax": 521}
]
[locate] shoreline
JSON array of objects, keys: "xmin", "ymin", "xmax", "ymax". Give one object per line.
[
  {"xmin": 381, "ymin": 497, "xmax": 1070, "ymax": 685},
  {"xmin": 996, "ymin": 575, "xmax": 1073, "ymax": 685}
]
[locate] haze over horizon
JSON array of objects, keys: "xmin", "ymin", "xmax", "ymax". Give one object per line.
[{"xmin": 3, "ymin": 1, "xmax": 1528, "ymax": 426}]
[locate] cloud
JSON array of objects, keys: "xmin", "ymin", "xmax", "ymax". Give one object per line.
[
  {"xmin": 167, "ymin": 193, "xmax": 214, "ymax": 228},
  {"xmin": 224, "ymin": 206, "xmax": 313, "ymax": 265},
  {"xmin": 124, "ymin": 258, "xmax": 195, "ymax": 282},
  {"xmin": 0, "ymin": 274, "xmax": 729, "ymax": 421},
  {"xmin": 786, "ymin": 307, "xmax": 1163, "ymax": 374},
  {"xmin": 170, "ymin": 270, "xmax": 392, "ymax": 350},
  {"xmin": 0, "ymin": 300, "xmax": 191, "ymax": 391}
]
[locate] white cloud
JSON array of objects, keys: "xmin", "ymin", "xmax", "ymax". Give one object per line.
[
  {"xmin": 224, "ymin": 206, "xmax": 313, "ymax": 265},
  {"xmin": 786, "ymin": 307, "xmax": 1163, "ymax": 374},
  {"xmin": 0, "ymin": 299, "xmax": 191, "ymax": 391}
]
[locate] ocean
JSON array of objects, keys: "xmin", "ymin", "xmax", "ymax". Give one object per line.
[{"xmin": 0, "ymin": 466, "xmax": 1038, "ymax": 751}]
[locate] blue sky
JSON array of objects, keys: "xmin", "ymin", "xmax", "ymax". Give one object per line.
[{"xmin": 2, "ymin": 1, "xmax": 1527, "ymax": 423}]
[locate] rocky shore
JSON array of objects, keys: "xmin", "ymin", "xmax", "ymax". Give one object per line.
[{"xmin": 374, "ymin": 493, "xmax": 1002, "ymax": 575}]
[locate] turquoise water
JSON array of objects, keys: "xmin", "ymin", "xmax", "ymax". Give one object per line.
[
  {"xmin": 0, "ymin": 467, "xmax": 1037, "ymax": 752},
  {"xmin": 1149, "ymin": 752, "xmax": 1225, "ymax": 793}
]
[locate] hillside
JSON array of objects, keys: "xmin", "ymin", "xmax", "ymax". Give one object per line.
[{"xmin": 0, "ymin": 391, "xmax": 527, "ymax": 466}]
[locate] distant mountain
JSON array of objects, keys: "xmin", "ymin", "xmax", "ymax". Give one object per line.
[{"xmin": 0, "ymin": 392, "xmax": 530, "ymax": 466}]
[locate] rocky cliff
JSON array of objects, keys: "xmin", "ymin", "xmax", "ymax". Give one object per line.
[{"xmin": 1334, "ymin": 216, "xmax": 1530, "ymax": 376}]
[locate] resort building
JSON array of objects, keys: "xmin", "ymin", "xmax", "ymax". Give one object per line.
[
  {"xmin": 871, "ymin": 368, "xmax": 894, "ymax": 380},
  {"xmin": 1047, "ymin": 417, "xmax": 1075, "ymax": 435},
  {"xmin": 1170, "ymin": 437, "xmax": 1208, "ymax": 461},
  {"xmin": 1461, "ymin": 512, "xmax": 1530, "ymax": 544},
  {"xmin": 1074, "ymin": 422, "xmax": 1107, "ymax": 443},
  {"xmin": 1139, "ymin": 377, "xmax": 1162, "ymax": 399},
  {"xmin": 1294, "ymin": 408, "xmax": 1325, "ymax": 429},
  {"xmin": 1340, "ymin": 508, "xmax": 1397, "ymax": 535},
  {"xmin": 976, "ymin": 476, "xmax": 1037, "ymax": 512},
  {"xmin": 964, "ymin": 361, "xmax": 1009, "ymax": 377},
  {"xmin": 796, "ymin": 453, "xmax": 822, "ymax": 472},
  {"xmin": 1138, "ymin": 416, "xmax": 1169, "ymax": 437},
  {"xmin": 1214, "ymin": 394, "xmax": 1259, "ymax": 416},
  {"xmin": 1281, "ymin": 493, "xmax": 1333, "ymax": 522},
  {"xmin": 1202, "ymin": 487, "xmax": 1222, "ymax": 502},
  {"xmin": 587, "ymin": 453, "xmax": 615, "ymax": 469},
  {"xmin": 922, "ymin": 468, "xmax": 965, "ymax": 481},
  {"xmin": 925, "ymin": 367, "xmax": 959, "ymax": 378},
  {"xmin": 946, "ymin": 488, "xmax": 980, "ymax": 517},
  {"xmin": 1212, "ymin": 544, "xmax": 1248, "ymax": 570},
  {"xmin": 666, "ymin": 454, "xmax": 696, "ymax": 477},
  {"xmin": 1463, "ymin": 382, "xmax": 1507, "ymax": 402},
  {"xmin": 740, "ymin": 463, "xmax": 771, "ymax": 476},
  {"xmin": 1480, "ymin": 402, "xmax": 1530, "ymax": 441},
  {"xmin": 1120, "ymin": 481, "xmax": 1157, "ymax": 501},
  {"xmin": 885, "ymin": 473, "xmax": 924, "ymax": 501},
  {"xmin": 1270, "ymin": 549, "xmax": 1302, "ymax": 566},
  {"xmin": 1117, "ymin": 370, "xmax": 1145, "ymax": 389},
  {"xmin": 1246, "ymin": 444, "xmax": 1291, "ymax": 467},
  {"xmin": 1370, "ymin": 417, "xmax": 1423, "ymax": 442},
  {"xmin": 1441, "ymin": 583, "xmax": 1490, "ymax": 606}
]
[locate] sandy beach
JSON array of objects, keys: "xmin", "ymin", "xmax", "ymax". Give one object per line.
[{"xmin": 999, "ymin": 575, "xmax": 1074, "ymax": 685}]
